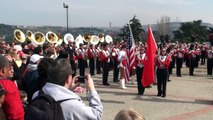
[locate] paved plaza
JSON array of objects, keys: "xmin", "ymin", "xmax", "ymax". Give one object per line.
[{"xmin": 79, "ymin": 65, "xmax": 213, "ymax": 120}]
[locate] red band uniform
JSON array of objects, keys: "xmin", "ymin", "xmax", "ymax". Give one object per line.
[{"xmin": 156, "ymin": 49, "xmax": 171, "ymax": 97}]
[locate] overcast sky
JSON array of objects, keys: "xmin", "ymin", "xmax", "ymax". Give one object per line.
[{"xmin": 0, "ymin": 0, "xmax": 212, "ymax": 27}]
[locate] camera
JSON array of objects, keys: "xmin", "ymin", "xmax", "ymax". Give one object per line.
[{"xmin": 77, "ymin": 76, "xmax": 86, "ymax": 83}]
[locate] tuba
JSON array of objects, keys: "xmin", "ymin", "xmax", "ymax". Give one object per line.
[
  {"xmin": 14, "ymin": 29, "xmax": 26, "ymax": 43},
  {"xmin": 64, "ymin": 33, "xmax": 74, "ymax": 44},
  {"xmin": 26, "ymin": 30, "xmax": 35, "ymax": 43},
  {"xmin": 55, "ymin": 33, "xmax": 63, "ymax": 46},
  {"xmin": 75, "ymin": 35, "xmax": 84, "ymax": 48},
  {"xmin": 83, "ymin": 34, "xmax": 92, "ymax": 43},
  {"xmin": 98, "ymin": 33, "xmax": 105, "ymax": 43},
  {"xmin": 34, "ymin": 32, "xmax": 45, "ymax": 45},
  {"xmin": 90, "ymin": 35, "xmax": 99, "ymax": 45},
  {"xmin": 46, "ymin": 31, "xmax": 58, "ymax": 44},
  {"xmin": 105, "ymin": 35, "xmax": 113, "ymax": 43}
]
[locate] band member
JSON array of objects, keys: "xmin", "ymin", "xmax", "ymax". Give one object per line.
[
  {"xmin": 188, "ymin": 44, "xmax": 197, "ymax": 76},
  {"xmin": 77, "ymin": 43, "xmax": 86, "ymax": 77},
  {"xmin": 87, "ymin": 44, "xmax": 96, "ymax": 75},
  {"xmin": 168, "ymin": 46, "xmax": 176, "ymax": 75},
  {"xmin": 156, "ymin": 48, "xmax": 171, "ymax": 97},
  {"xmin": 111, "ymin": 42, "xmax": 120, "ymax": 82},
  {"xmin": 95, "ymin": 44, "xmax": 102, "ymax": 74},
  {"xmin": 207, "ymin": 46, "xmax": 213, "ymax": 75},
  {"xmin": 100, "ymin": 43, "xmax": 110, "ymax": 86},
  {"xmin": 66, "ymin": 41, "xmax": 77, "ymax": 76},
  {"xmin": 118, "ymin": 45, "xmax": 127, "ymax": 89},
  {"xmin": 201, "ymin": 45, "xmax": 207, "ymax": 65},
  {"xmin": 176, "ymin": 45, "xmax": 185, "ymax": 77},
  {"xmin": 136, "ymin": 46, "xmax": 146, "ymax": 95},
  {"xmin": 195, "ymin": 45, "xmax": 201, "ymax": 68}
]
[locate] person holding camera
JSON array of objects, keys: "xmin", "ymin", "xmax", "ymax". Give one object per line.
[{"xmin": 32, "ymin": 58, "xmax": 103, "ymax": 120}]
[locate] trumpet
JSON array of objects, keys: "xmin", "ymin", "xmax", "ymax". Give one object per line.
[
  {"xmin": 14, "ymin": 29, "xmax": 26, "ymax": 43},
  {"xmin": 34, "ymin": 32, "xmax": 45, "ymax": 45}
]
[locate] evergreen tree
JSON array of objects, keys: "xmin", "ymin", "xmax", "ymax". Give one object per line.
[
  {"xmin": 173, "ymin": 20, "xmax": 208, "ymax": 43},
  {"xmin": 121, "ymin": 16, "xmax": 144, "ymax": 43}
]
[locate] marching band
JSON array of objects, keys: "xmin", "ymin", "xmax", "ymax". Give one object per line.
[{"xmin": 0, "ymin": 29, "xmax": 212, "ymax": 97}]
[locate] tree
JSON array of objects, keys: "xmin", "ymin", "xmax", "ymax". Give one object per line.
[
  {"xmin": 207, "ymin": 27, "xmax": 213, "ymax": 45},
  {"xmin": 121, "ymin": 16, "xmax": 144, "ymax": 43},
  {"xmin": 173, "ymin": 20, "xmax": 208, "ymax": 43},
  {"xmin": 156, "ymin": 16, "xmax": 172, "ymax": 43}
]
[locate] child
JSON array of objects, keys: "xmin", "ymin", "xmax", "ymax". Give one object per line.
[{"xmin": 19, "ymin": 90, "xmax": 28, "ymax": 109}]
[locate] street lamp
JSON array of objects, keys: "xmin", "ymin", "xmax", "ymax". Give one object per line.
[{"xmin": 63, "ymin": 3, "xmax": 69, "ymax": 33}]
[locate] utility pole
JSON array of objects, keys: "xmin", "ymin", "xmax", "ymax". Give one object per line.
[{"xmin": 63, "ymin": 3, "xmax": 69, "ymax": 33}]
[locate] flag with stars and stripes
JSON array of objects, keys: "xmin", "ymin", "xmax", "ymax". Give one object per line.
[{"xmin": 125, "ymin": 24, "xmax": 136, "ymax": 82}]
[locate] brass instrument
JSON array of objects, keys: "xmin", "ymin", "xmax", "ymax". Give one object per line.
[
  {"xmin": 34, "ymin": 32, "xmax": 45, "ymax": 45},
  {"xmin": 90, "ymin": 35, "xmax": 99, "ymax": 45},
  {"xmin": 26, "ymin": 30, "xmax": 35, "ymax": 43},
  {"xmin": 83, "ymin": 34, "xmax": 92, "ymax": 43},
  {"xmin": 55, "ymin": 33, "xmax": 63, "ymax": 46},
  {"xmin": 14, "ymin": 29, "xmax": 26, "ymax": 43},
  {"xmin": 75, "ymin": 35, "xmax": 84, "ymax": 48},
  {"xmin": 46, "ymin": 31, "xmax": 58, "ymax": 44},
  {"xmin": 98, "ymin": 33, "xmax": 105, "ymax": 43},
  {"xmin": 64, "ymin": 33, "xmax": 74, "ymax": 44},
  {"xmin": 105, "ymin": 35, "xmax": 113, "ymax": 43}
]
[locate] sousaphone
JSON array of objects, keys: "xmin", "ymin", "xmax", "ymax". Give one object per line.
[
  {"xmin": 75, "ymin": 35, "xmax": 84, "ymax": 48},
  {"xmin": 14, "ymin": 29, "xmax": 26, "ymax": 43},
  {"xmin": 55, "ymin": 33, "xmax": 63, "ymax": 46},
  {"xmin": 105, "ymin": 35, "xmax": 113, "ymax": 43},
  {"xmin": 98, "ymin": 33, "xmax": 105, "ymax": 43},
  {"xmin": 64, "ymin": 33, "xmax": 74, "ymax": 44},
  {"xmin": 83, "ymin": 34, "xmax": 92, "ymax": 43},
  {"xmin": 46, "ymin": 31, "xmax": 58, "ymax": 44},
  {"xmin": 90, "ymin": 35, "xmax": 99, "ymax": 45},
  {"xmin": 26, "ymin": 30, "xmax": 35, "ymax": 43},
  {"xmin": 34, "ymin": 32, "xmax": 46, "ymax": 45}
]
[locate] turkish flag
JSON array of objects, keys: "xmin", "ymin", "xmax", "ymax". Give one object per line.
[{"xmin": 142, "ymin": 26, "xmax": 157, "ymax": 87}]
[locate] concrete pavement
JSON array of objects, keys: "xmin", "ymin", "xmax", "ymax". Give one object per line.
[{"xmin": 79, "ymin": 65, "xmax": 213, "ymax": 120}]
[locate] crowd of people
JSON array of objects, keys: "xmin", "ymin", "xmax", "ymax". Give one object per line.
[{"xmin": 0, "ymin": 36, "xmax": 212, "ymax": 119}]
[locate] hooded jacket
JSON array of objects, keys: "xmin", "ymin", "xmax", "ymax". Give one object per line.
[{"xmin": 33, "ymin": 83, "xmax": 103, "ymax": 120}]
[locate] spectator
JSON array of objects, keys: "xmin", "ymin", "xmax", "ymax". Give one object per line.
[
  {"xmin": 0, "ymin": 84, "xmax": 6, "ymax": 120},
  {"xmin": 30, "ymin": 58, "xmax": 55, "ymax": 94},
  {"xmin": 0, "ymin": 84, "xmax": 6, "ymax": 107},
  {"xmin": 114, "ymin": 109, "xmax": 145, "ymax": 120},
  {"xmin": 19, "ymin": 90, "xmax": 28, "ymax": 110},
  {"xmin": 33, "ymin": 59, "xmax": 103, "ymax": 120},
  {"xmin": 0, "ymin": 55, "xmax": 24, "ymax": 120},
  {"xmin": 22, "ymin": 54, "xmax": 43, "ymax": 102}
]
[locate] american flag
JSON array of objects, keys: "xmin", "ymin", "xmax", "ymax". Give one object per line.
[{"xmin": 125, "ymin": 24, "xmax": 136, "ymax": 82}]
